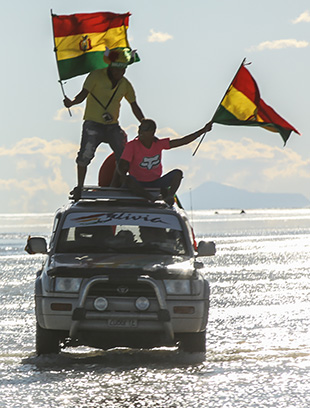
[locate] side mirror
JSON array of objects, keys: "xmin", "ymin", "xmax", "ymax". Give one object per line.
[
  {"xmin": 25, "ymin": 236, "xmax": 47, "ymax": 254},
  {"xmin": 196, "ymin": 240, "xmax": 216, "ymax": 257}
]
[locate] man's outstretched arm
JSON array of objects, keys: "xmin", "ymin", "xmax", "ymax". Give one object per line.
[
  {"xmin": 169, "ymin": 121, "xmax": 213, "ymax": 149},
  {"xmin": 63, "ymin": 88, "xmax": 89, "ymax": 108},
  {"xmin": 130, "ymin": 101, "xmax": 145, "ymax": 122}
]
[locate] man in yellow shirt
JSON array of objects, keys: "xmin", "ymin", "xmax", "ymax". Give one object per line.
[{"xmin": 63, "ymin": 48, "xmax": 145, "ymax": 199}]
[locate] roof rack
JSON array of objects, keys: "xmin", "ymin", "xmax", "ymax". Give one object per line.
[{"xmin": 71, "ymin": 186, "xmax": 164, "ymax": 203}]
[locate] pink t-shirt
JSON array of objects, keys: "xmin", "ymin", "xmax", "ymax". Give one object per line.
[{"xmin": 121, "ymin": 137, "xmax": 170, "ymax": 182}]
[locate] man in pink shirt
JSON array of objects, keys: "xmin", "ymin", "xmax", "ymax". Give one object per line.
[{"xmin": 118, "ymin": 119, "xmax": 212, "ymax": 205}]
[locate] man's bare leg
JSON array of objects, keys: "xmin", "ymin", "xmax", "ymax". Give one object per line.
[
  {"xmin": 70, "ymin": 165, "xmax": 87, "ymax": 201},
  {"xmin": 77, "ymin": 164, "xmax": 87, "ymax": 187}
]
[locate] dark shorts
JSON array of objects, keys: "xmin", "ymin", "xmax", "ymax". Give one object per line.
[
  {"xmin": 76, "ymin": 120, "xmax": 126, "ymax": 167},
  {"xmin": 129, "ymin": 169, "xmax": 183, "ymax": 189}
]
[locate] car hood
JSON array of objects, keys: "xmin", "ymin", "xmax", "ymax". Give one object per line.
[{"xmin": 47, "ymin": 253, "xmax": 195, "ymax": 276}]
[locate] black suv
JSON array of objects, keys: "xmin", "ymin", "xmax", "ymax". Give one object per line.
[{"xmin": 26, "ymin": 187, "xmax": 215, "ymax": 355}]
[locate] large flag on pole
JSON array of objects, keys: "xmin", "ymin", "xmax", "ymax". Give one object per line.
[
  {"xmin": 51, "ymin": 11, "xmax": 138, "ymax": 80},
  {"xmin": 212, "ymin": 61, "xmax": 300, "ymax": 145}
]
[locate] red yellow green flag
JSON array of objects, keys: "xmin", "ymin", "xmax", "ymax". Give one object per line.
[
  {"xmin": 51, "ymin": 11, "xmax": 136, "ymax": 80},
  {"xmin": 212, "ymin": 63, "xmax": 300, "ymax": 145}
]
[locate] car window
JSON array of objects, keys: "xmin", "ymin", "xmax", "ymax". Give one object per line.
[
  {"xmin": 49, "ymin": 213, "xmax": 61, "ymax": 249},
  {"xmin": 55, "ymin": 211, "xmax": 187, "ymax": 255}
]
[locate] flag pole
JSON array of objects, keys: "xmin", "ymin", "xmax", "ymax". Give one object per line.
[
  {"xmin": 50, "ymin": 9, "xmax": 72, "ymax": 117},
  {"xmin": 192, "ymin": 57, "xmax": 247, "ymax": 156}
]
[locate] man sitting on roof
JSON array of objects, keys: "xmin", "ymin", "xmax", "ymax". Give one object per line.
[{"xmin": 117, "ymin": 118, "xmax": 213, "ymax": 205}]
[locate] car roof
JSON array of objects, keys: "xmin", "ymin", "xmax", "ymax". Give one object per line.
[{"xmin": 56, "ymin": 186, "xmax": 188, "ymax": 219}]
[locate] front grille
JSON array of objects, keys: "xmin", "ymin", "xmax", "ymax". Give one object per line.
[{"xmin": 88, "ymin": 282, "xmax": 156, "ymax": 297}]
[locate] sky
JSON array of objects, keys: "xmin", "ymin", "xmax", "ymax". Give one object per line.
[{"xmin": 1, "ymin": 0, "xmax": 310, "ymax": 213}]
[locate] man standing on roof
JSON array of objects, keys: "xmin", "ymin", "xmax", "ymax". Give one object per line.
[
  {"xmin": 117, "ymin": 119, "xmax": 213, "ymax": 205},
  {"xmin": 63, "ymin": 47, "xmax": 145, "ymax": 199}
]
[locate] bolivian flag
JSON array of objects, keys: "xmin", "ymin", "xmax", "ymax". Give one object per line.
[
  {"xmin": 213, "ymin": 63, "xmax": 300, "ymax": 145},
  {"xmin": 52, "ymin": 11, "xmax": 133, "ymax": 80}
]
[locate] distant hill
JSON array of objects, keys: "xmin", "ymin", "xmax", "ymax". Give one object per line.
[{"xmin": 178, "ymin": 181, "xmax": 310, "ymax": 210}]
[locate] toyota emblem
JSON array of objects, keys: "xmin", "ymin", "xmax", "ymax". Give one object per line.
[{"xmin": 117, "ymin": 286, "xmax": 129, "ymax": 294}]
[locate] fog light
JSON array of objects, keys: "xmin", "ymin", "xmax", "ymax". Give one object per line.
[
  {"xmin": 135, "ymin": 297, "xmax": 150, "ymax": 311},
  {"xmin": 94, "ymin": 297, "xmax": 108, "ymax": 311}
]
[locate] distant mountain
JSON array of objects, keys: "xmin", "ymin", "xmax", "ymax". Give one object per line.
[{"xmin": 178, "ymin": 181, "xmax": 310, "ymax": 210}]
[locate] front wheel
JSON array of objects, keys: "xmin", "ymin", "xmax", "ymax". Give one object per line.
[
  {"xmin": 36, "ymin": 323, "xmax": 61, "ymax": 355},
  {"xmin": 178, "ymin": 331, "xmax": 206, "ymax": 353}
]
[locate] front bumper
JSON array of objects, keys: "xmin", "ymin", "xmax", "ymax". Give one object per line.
[{"xmin": 36, "ymin": 275, "xmax": 210, "ymax": 347}]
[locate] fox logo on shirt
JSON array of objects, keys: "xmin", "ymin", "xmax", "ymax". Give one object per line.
[{"xmin": 140, "ymin": 155, "xmax": 160, "ymax": 170}]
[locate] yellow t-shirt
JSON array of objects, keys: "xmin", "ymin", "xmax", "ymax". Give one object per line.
[{"xmin": 83, "ymin": 68, "xmax": 136, "ymax": 124}]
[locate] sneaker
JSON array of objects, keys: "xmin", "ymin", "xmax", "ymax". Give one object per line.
[
  {"xmin": 164, "ymin": 194, "xmax": 175, "ymax": 207},
  {"xmin": 69, "ymin": 186, "xmax": 82, "ymax": 202}
]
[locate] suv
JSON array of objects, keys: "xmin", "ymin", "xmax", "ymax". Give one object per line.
[{"xmin": 26, "ymin": 187, "xmax": 215, "ymax": 355}]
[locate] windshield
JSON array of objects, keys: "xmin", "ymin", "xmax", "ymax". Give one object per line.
[{"xmin": 55, "ymin": 211, "xmax": 187, "ymax": 255}]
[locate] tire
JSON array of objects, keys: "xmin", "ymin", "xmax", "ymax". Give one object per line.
[
  {"xmin": 178, "ymin": 331, "xmax": 206, "ymax": 353},
  {"xmin": 36, "ymin": 323, "xmax": 61, "ymax": 355}
]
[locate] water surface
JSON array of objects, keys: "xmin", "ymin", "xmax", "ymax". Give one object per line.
[{"xmin": 0, "ymin": 210, "xmax": 309, "ymax": 407}]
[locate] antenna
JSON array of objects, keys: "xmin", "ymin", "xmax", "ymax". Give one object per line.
[{"xmin": 189, "ymin": 188, "xmax": 194, "ymax": 228}]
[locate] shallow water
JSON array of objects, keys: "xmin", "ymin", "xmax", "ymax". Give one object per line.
[{"xmin": 0, "ymin": 210, "xmax": 309, "ymax": 407}]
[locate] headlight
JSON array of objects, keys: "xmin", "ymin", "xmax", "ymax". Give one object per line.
[
  {"xmin": 55, "ymin": 277, "xmax": 82, "ymax": 293},
  {"xmin": 164, "ymin": 280, "xmax": 191, "ymax": 295}
]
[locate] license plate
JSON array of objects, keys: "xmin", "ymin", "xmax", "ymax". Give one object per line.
[{"xmin": 108, "ymin": 318, "xmax": 138, "ymax": 328}]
